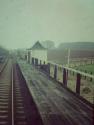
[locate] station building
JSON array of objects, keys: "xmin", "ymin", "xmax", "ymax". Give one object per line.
[{"xmin": 27, "ymin": 41, "xmax": 47, "ymax": 65}]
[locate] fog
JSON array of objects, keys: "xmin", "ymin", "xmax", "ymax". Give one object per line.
[{"xmin": 0, "ymin": 0, "xmax": 94, "ymax": 49}]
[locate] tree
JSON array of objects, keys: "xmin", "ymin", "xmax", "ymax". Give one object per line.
[
  {"xmin": 41, "ymin": 40, "xmax": 55, "ymax": 49},
  {"xmin": 0, "ymin": 46, "xmax": 9, "ymax": 56}
]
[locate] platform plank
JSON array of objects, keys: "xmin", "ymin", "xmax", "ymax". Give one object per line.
[{"xmin": 18, "ymin": 60, "xmax": 94, "ymax": 125}]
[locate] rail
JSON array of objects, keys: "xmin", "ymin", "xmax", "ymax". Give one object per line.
[
  {"xmin": 0, "ymin": 58, "xmax": 43, "ymax": 125},
  {"xmin": 12, "ymin": 65, "xmax": 14, "ymax": 125},
  {"xmin": 0, "ymin": 58, "xmax": 9, "ymax": 74}
]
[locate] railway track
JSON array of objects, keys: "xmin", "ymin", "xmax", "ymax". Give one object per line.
[{"xmin": 0, "ymin": 59, "xmax": 43, "ymax": 125}]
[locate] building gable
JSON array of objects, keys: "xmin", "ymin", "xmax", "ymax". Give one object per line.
[{"xmin": 30, "ymin": 41, "xmax": 46, "ymax": 50}]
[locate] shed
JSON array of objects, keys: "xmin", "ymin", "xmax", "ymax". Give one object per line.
[{"xmin": 27, "ymin": 41, "xmax": 47, "ymax": 65}]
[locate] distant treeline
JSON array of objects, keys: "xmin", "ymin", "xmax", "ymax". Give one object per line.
[
  {"xmin": 58, "ymin": 42, "xmax": 94, "ymax": 50},
  {"xmin": 0, "ymin": 46, "xmax": 9, "ymax": 56}
]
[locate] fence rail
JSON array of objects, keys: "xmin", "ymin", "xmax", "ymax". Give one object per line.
[
  {"xmin": 48, "ymin": 61, "xmax": 94, "ymax": 79},
  {"xmin": 26, "ymin": 57, "xmax": 94, "ymax": 104}
]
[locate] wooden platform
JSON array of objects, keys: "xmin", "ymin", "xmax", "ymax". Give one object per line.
[{"xmin": 18, "ymin": 60, "xmax": 94, "ymax": 125}]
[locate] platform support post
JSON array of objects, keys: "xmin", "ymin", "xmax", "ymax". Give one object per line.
[
  {"xmin": 63, "ymin": 68, "xmax": 67, "ymax": 87},
  {"xmin": 54, "ymin": 65, "xmax": 57, "ymax": 80},
  {"xmin": 76, "ymin": 73, "xmax": 81, "ymax": 95},
  {"xmin": 48, "ymin": 63, "xmax": 50, "ymax": 76}
]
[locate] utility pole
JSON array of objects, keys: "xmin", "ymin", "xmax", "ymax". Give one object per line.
[{"xmin": 67, "ymin": 48, "xmax": 70, "ymax": 67}]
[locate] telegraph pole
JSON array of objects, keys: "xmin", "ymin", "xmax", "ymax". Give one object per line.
[{"xmin": 67, "ymin": 48, "xmax": 70, "ymax": 67}]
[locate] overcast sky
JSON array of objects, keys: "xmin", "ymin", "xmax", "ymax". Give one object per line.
[{"xmin": 0, "ymin": 0, "xmax": 94, "ymax": 49}]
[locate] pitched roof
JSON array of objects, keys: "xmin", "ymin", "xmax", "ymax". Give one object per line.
[{"xmin": 30, "ymin": 41, "xmax": 46, "ymax": 50}]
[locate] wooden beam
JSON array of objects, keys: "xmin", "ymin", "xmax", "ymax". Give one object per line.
[
  {"xmin": 54, "ymin": 65, "xmax": 57, "ymax": 80},
  {"xmin": 63, "ymin": 68, "xmax": 67, "ymax": 87},
  {"xmin": 76, "ymin": 73, "xmax": 81, "ymax": 95}
]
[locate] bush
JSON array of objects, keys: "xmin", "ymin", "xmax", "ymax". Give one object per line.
[{"xmin": 82, "ymin": 87, "xmax": 91, "ymax": 94}]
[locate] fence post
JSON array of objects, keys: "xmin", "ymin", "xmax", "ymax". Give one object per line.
[
  {"xmin": 90, "ymin": 72, "xmax": 92, "ymax": 82},
  {"xmin": 91, "ymin": 59, "xmax": 92, "ymax": 64},
  {"xmin": 47, "ymin": 63, "xmax": 50, "ymax": 76},
  {"xmin": 32, "ymin": 58, "xmax": 33, "ymax": 65},
  {"xmin": 72, "ymin": 71, "xmax": 74, "ymax": 76},
  {"xmin": 84, "ymin": 70, "xmax": 87, "ymax": 80},
  {"xmin": 35, "ymin": 58, "xmax": 37, "ymax": 66},
  {"xmin": 54, "ymin": 65, "xmax": 57, "ymax": 80},
  {"xmin": 33, "ymin": 58, "xmax": 35, "ymax": 65},
  {"xmin": 63, "ymin": 68, "xmax": 67, "ymax": 87},
  {"xmin": 76, "ymin": 73, "xmax": 81, "ymax": 95},
  {"xmin": 40, "ymin": 60, "xmax": 41, "ymax": 65}
]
